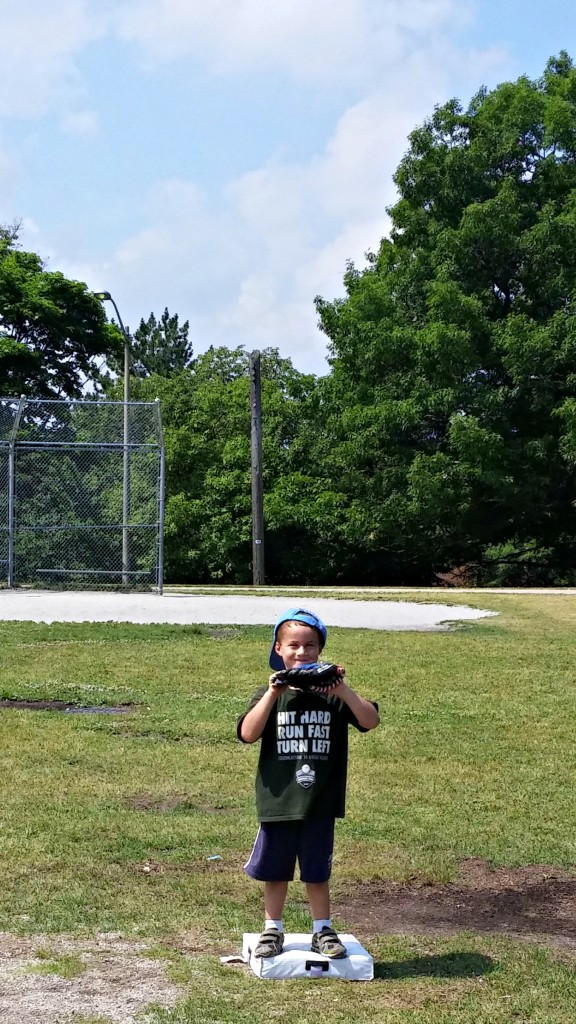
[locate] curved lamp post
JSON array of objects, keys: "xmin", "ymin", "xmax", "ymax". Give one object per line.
[{"xmin": 94, "ymin": 291, "xmax": 131, "ymax": 587}]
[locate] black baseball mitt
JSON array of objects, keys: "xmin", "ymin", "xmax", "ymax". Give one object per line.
[{"xmin": 271, "ymin": 661, "xmax": 344, "ymax": 691}]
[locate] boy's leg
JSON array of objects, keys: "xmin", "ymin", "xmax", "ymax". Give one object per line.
[
  {"xmin": 245, "ymin": 824, "xmax": 299, "ymax": 958},
  {"xmin": 264, "ymin": 880, "xmax": 289, "ymax": 921},
  {"xmin": 305, "ymin": 880, "xmax": 330, "ymax": 920},
  {"xmin": 299, "ymin": 820, "xmax": 347, "ymax": 960},
  {"xmin": 254, "ymin": 882, "xmax": 289, "ymax": 958}
]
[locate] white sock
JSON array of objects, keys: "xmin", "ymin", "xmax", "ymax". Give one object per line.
[
  {"xmin": 265, "ymin": 919, "xmax": 283, "ymax": 932},
  {"xmin": 313, "ymin": 919, "xmax": 331, "ymax": 933}
]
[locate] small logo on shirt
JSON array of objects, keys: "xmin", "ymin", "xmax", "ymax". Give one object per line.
[{"xmin": 296, "ymin": 764, "xmax": 316, "ymax": 789}]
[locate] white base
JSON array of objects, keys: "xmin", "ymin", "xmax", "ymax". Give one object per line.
[{"xmin": 243, "ymin": 932, "xmax": 374, "ymax": 981}]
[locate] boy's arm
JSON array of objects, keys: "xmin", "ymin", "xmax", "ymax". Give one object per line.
[
  {"xmin": 238, "ymin": 681, "xmax": 282, "ymax": 743},
  {"xmin": 334, "ymin": 680, "xmax": 380, "ymax": 730}
]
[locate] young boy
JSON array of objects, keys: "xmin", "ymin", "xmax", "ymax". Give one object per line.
[{"xmin": 237, "ymin": 607, "xmax": 379, "ymax": 959}]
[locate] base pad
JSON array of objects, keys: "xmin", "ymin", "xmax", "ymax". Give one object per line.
[{"xmin": 243, "ymin": 932, "xmax": 374, "ymax": 980}]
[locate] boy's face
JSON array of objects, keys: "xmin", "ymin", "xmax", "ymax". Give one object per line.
[{"xmin": 274, "ymin": 622, "xmax": 322, "ymax": 670}]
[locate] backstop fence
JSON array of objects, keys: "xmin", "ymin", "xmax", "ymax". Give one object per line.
[{"xmin": 0, "ymin": 397, "xmax": 165, "ymax": 592}]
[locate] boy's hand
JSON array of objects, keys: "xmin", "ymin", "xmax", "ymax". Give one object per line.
[
  {"xmin": 317, "ymin": 670, "xmax": 345, "ymax": 694},
  {"xmin": 268, "ymin": 673, "xmax": 287, "ymax": 691}
]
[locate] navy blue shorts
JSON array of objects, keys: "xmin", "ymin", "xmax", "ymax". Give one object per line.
[{"xmin": 244, "ymin": 818, "xmax": 335, "ymax": 883}]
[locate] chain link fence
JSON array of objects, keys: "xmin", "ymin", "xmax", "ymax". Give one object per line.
[{"xmin": 0, "ymin": 397, "xmax": 165, "ymax": 591}]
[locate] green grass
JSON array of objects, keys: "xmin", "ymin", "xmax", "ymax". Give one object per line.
[
  {"xmin": 65, "ymin": 1017, "xmax": 113, "ymax": 1024},
  {"xmin": 28, "ymin": 947, "xmax": 86, "ymax": 978},
  {"xmin": 66, "ymin": 1018, "xmax": 113, "ymax": 1024},
  {"xmin": 1, "ymin": 595, "xmax": 576, "ymax": 1020},
  {"xmin": 143, "ymin": 946, "xmax": 198, "ymax": 985},
  {"xmin": 144, "ymin": 937, "xmax": 576, "ymax": 1024}
]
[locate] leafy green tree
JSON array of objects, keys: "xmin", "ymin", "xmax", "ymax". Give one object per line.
[
  {"xmin": 129, "ymin": 308, "xmax": 194, "ymax": 378},
  {"xmin": 131, "ymin": 347, "xmax": 325, "ymax": 583},
  {"xmin": 315, "ymin": 53, "xmax": 576, "ymax": 584},
  {"xmin": 0, "ymin": 225, "xmax": 121, "ymax": 398}
]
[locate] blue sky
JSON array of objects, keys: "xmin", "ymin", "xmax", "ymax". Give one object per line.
[{"xmin": 1, "ymin": 0, "xmax": 575, "ymax": 375}]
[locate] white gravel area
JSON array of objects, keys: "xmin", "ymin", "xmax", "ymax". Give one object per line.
[
  {"xmin": 0, "ymin": 933, "xmax": 181, "ymax": 1024},
  {"xmin": 0, "ymin": 590, "xmax": 496, "ymax": 630}
]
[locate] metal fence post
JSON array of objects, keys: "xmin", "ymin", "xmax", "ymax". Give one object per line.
[{"xmin": 7, "ymin": 396, "xmax": 26, "ymax": 588}]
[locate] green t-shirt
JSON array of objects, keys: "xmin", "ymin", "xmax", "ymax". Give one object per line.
[{"xmin": 237, "ymin": 686, "xmax": 375, "ymax": 822}]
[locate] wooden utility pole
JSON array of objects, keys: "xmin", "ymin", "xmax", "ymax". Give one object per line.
[{"xmin": 249, "ymin": 350, "xmax": 265, "ymax": 585}]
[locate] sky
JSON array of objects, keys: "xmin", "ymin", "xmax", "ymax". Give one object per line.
[{"xmin": 1, "ymin": 0, "xmax": 575, "ymax": 376}]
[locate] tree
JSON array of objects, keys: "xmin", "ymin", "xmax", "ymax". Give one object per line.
[
  {"xmin": 316, "ymin": 53, "xmax": 576, "ymax": 584},
  {"xmin": 131, "ymin": 347, "xmax": 326, "ymax": 583},
  {"xmin": 129, "ymin": 308, "xmax": 194, "ymax": 378},
  {"xmin": 0, "ymin": 225, "xmax": 121, "ymax": 398}
]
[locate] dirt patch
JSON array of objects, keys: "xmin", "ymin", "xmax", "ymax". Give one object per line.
[
  {"xmin": 125, "ymin": 793, "xmax": 234, "ymax": 814},
  {"xmin": 0, "ymin": 932, "xmax": 181, "ymax": 1024},
  {"xmin": 337, "ymin": 859, "xmax": 576, "ymax": 947}
]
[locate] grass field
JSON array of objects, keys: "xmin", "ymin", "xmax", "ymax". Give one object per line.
[{"xmin": 2, "ymin": 593, "xmax": 576, "ymax": 1021}]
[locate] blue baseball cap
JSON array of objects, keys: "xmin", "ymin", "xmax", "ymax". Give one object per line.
[{"xmin": 269, "ymin": 608, "xmax": 328, "ymax": 670}]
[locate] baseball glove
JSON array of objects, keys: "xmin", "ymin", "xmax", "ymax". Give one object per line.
[{"xmin": 271, "ymin": 661, "xmax": 344, "ymax": 691}]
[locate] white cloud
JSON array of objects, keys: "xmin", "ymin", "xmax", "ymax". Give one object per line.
[
  {"xmin": 59, "ymin": 109, "xmax": 101, "ymax": 138},
  {"xmin": 3, "ymin": 0, "xmax": 511, "ymax": 375},
  {"xmin": 0, "ymin": 0, "xmax": 105, "ymax": 119},
  {"xmin": 20, "ymin": 217, "xmax": 41, "ymax": 238},
  {"xmin": 35, "ymin": 101, "xmax": 423, "ymax": 369},
  {"xmin": 0, "ymin": 139, "xmax": 19, "ymax": 204},
  {"xmin": 115, "ymin": 0, "xmax": 473, "ymax": 84},
  {"xmin": 43, "ymin": 18, "xmax": 510, "ymax": 375}
]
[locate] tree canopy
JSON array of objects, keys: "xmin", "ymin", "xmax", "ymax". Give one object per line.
[
  {"xmin": 0, "ymin": 225, "xmax": 121, "ymax": 398},
  {"xmin": 129, "ymin": 308, "xmax": 194, "ymax": 378},
  {"xmin": 130, "ymin": 347, "xmax": 328, "ymax": 583},
  {"xmin": 315, "ymin": 52, "xmax": 576, "ymax": 584}
]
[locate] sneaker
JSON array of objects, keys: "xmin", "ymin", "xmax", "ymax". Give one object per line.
[
  {"xmin": 311, "ymin": 926, "xmax": 347, "ymax": 959},
  {"xmin": 254, "ymin": 927, "xmax": 284, "ymax": 958}
]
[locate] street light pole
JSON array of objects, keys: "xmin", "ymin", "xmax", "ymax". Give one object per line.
[{"xmin": 94, "ymin": 291, "xmax": 131, "ymax": 587}]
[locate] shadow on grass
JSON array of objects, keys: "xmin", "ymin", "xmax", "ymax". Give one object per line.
[{"xmin": 375, "ymin": 951, "xmax": 496, "ymax": 981}]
